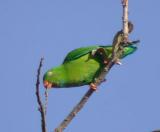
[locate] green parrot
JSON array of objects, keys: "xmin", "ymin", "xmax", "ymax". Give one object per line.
[{"xmin": 43, "ymin": 43, "xmax": 137, "ymax": 90}]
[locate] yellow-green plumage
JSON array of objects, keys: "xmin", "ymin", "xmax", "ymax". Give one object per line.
[{"xmin": 43, "ymin": 45, "xmax": 137, "ymax": 88}]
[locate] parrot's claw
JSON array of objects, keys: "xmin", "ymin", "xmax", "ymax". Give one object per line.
[
  {"xmin": 90, "ymin": 83, "xmax": 97, "ymax": 91},
  {"xmin": 104, "ymin": 60, "xmax": 108, "ymax": 65},
  {"xmin": 115, "ymin": 59, "xmax": 122, "ymax": 65}
]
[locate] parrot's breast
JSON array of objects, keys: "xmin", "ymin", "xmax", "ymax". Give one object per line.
[{"xmin": 54, "ymin": 54, "xmax": 103, "ymax": 88}]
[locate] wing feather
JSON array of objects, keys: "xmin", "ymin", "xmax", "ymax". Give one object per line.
[{"xmin": 63, "ymin": 46, "xmax": 99, "ymax": 64}]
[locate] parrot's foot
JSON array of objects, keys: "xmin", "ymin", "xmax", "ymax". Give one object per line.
[
  {"xmin": 104, "ymin": 59, "xmax": 108, "ymax": 65},
  {"xmin": 115, "ymin": 59, "xmax": 122, "ymax": 65},
  {"xmin": 90, "ymin": 83, "xmax": 97, "ymax": 91},
  {"xmin": 43, "ymin": 81, "xmax": 52, "ymax": 89}
]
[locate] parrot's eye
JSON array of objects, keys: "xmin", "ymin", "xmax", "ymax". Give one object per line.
[{"xmin": 43, "ymin": 81, "xmax": 52, "ymax": 89}]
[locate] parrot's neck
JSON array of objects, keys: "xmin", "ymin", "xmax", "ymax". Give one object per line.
[{"xmin": 51, "ymin": 65, "xmax": 68, "ymax": 87}]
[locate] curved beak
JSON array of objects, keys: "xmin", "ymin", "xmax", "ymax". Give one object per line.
[{"xmin": 43, "ymin": 81, "xmax": 52, "ymax": 89}]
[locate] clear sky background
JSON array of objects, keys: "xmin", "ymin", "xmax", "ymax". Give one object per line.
[{"xmin": 0, "ymin": 0, "xmax": 160, "ymax": 132}]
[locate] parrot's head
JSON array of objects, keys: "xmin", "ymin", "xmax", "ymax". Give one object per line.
[{"xmin": 43, "ymin": 66, "xmax": 63, "ymax": 89}]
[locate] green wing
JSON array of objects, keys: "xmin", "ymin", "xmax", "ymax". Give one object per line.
[
  {"xmin": 63, "ymin": 45, "xmax": 100, "ymax": 64},
  {"xmin": 62, "ymin": 44, "xmax": 137, "ymax": 64}
]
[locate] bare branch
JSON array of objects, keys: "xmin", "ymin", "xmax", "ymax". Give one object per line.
[
  {"xmin": 122, "ymin": 0, "xmax": 129, "ymax": 42},
  {"xmin": 36, "ymin": 58, "xmax": 47, "ymax": 132},
  {"xmin": 54, "ymin": 89, "xmax": 94, "ymax": 132}
]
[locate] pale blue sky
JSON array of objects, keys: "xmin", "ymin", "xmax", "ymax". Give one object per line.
[{"xmin": 0, "ymin": 0, "xmax": 160, "ymax": 132}]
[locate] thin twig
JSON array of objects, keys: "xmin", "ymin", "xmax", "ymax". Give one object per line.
[
  {"xmin": 36, "ymin": 58, "xmax": 47, "ymax": 132},
  {"xmin": 55, "ymin": 1, "xmax": 130, "ymax": 131},
  {"xmin": 44, "ymin": 89, "xmax": 49, "ymax": 115}
]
